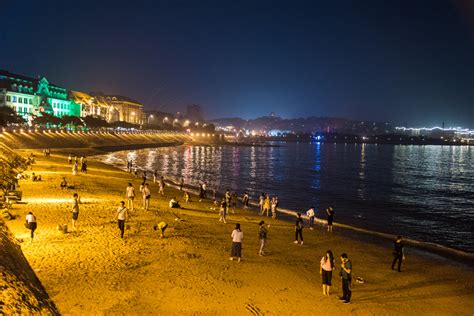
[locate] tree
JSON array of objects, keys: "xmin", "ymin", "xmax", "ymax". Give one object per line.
[
  {"xmin": 0, "ymin": 106, "xmax": 25, "ymax": 126},
  {"xmin": 61, "ymin": 115, "xmax": 84, "ymax": 128},
  {"xmin": 32, "ymin": 113, "xmax": 62, "ymax": 127},
  {"xmin": 81, "ymin": 115, "xmax": 109, "ymax": 128}
]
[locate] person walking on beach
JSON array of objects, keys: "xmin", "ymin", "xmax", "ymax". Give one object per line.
[
  {"xmin": 306, "ymin": 207, "xmax": 316, "ymax": 230},
  {"xmin": 202, "ymin": 182, "xmax": 207, "ymax": 198},
  {"xmin": 271, "ymin": 196, "xmax": 278, "ymax": 219},
  {"xmin": 116, "ymin": 201, "xmax": 128, "ymax": 239},
  {"xmin": 242, "ymin": 192, "xmax": 249, "ymax": 208},
  {"xmin": 294, "ymin": 213, "xmax": 304, "ymax": 245},
  {"xmin": 219, "ymin": 199, "xmax": 227, "ymax": 223},
  {"xmin": 72, "ymin": 161, "xmax": 78, "ymax": 176},
  {"xmin": 320, "ymin": 250, "xmax": 335, "ymax": 296},
  {"xmin": 184, "ymin": 191, "xmax": 190, "ymax": 203},
  {"xmin": 71, "ymin": 193, "xmax": 80, "ymax": 229},
  {"xmin": 230, "ymin": 223, "xmax": 243, "ymax": 262},
  {"xmin": 326, "ymin": 206, "xmax": 335, "ymax": 232},
  {"xmin": 159, "ymin": 176, "xmax": 165, "ymax": 195},
  {"xmin": 391, "ymin": 236, "xmax": 405, "ymax": 272},
  {"xmin": 25, "ymin": 211, "xmax": 37, "ymax": 241},
  {"xmin": 179, "ymin": 177, "xmax": 184, "ymax": 191},
  {"xmin": 142, "ymin": 183, "xmax": 151, "ymax": 211},
  {"xmin": 339, "ymin": 253, "xmax": 352, "ymax": 304},
  {"xmin": 231, "ymin": 192, "xmax": 237, "ymax": 214},
  {"xmin": 126, "ymin": 183, "xmax": 135, "ymax": 211},
  {"xmin": 199, "ymin": 183, "xmax": 205, "ymax": 202},
  {"xmin": 225, "ymin": 190, "xmax": 231, "ymax": 214},
  {"xmin": 258, "ymin": 221, "xmax": 270, "ymax": 256},
  {"xmin": 153, "ymin": 170, "xmax": 158, "ymax": 183},
  {"xmin": 68, "ymin": 154, "xmax": 72, "ymax": 164}
]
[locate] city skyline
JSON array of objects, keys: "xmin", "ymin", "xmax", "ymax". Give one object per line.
[{"xmin": 1, "ymin": 0, "xmax": 473, "ymax": 127}]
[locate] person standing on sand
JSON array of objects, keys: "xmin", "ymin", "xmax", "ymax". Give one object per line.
[
  {"xmin": 230, "ymin": 223, "xmax": 243, "ymax": 262},
  {"xmin": 263, "ymin": 194, "xmax": 271, "ymax": 216},
  {"xmin": 126, "ymin": 183, "xmax": 135, "ymax": 211},
  {"xmin": 320, "ymin": 250, "xmax": 335, "ymax": 296},
  {"xmin": 202, "ymin": 182, "xmax": 207, "ymax": 198},
  {"xmin": 225, "ymin": 190, "xmax": 231, "ymax": 214},
  {"xmin": 391, "ymin": 236, "xmax": 405, "ymax": 272},
  {"xmin": 71, "ymin": 193, "xmax": 80, "ymax": 229},
  {"xmin": 242, "ymin": 192, "xmax": 249, "ymax": 208},
  {"xmin": 68, "ymin": 154, "xmax": 72, "ymax": 164},
  {"xmin": 294, "ymin": 213, "xmax": 304, "ymax": 245},
  {"xmin": 326, "ymin": 206, "xmax": 335, "ymax": 232},
  {"xmin": 159, "ymin": 176, "xmax": 165, "ymax": 195},
  {"xmin": 142, "ymin": 183, "xmax": 151, "ymax": 211},
  {"xmin": 259, "ymin": 193, "xmax": 265, "ymax": 214},
  {"xmin": 153, "ymin": 170, "xmax": 158, "ymax": 183},
  {"xmin": 199, "ymin": 183, "xmax": 205, "ymax": 202},
  {"xmin": 184, "ymin": 191, "xmax": 190, "ymax": 203},
  {"xmin": 25, "ymin": 211, "xmax": 37, "ymax": 240},
  {"xmin": 258, "ymin": 221, "xmax": 270, "ymax": 256},
  {"xmin": 72, "ymin": 161, "xmax": 78, "ymax": 176},
  {"xmin": 339, "ymin": 253, "xmax": 352, "ymax": 304},
  {"xmin": 231, "ymin": 192, "xmax": 237, "ymax": 214},
  {"xmin": 306, "ymin": 207, "xmax": 316, "ymax": 230},
  {"xmin": 116, "ymin": 201, "xmax": 128, "ymax": 239},
  {"xmin": 271, "ymin": 196, "xmax": 278, "ymax": 219},
  {"xmin": 179, "ymin": 177, "xmax": 184, "ymax": 191},
  {"xmin": 219, "ymin": 199, "xmax": 227, "ymax": 223}
]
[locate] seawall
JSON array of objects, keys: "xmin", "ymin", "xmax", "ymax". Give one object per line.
[
  {"xmin": 0, "ymin": 130, "xmax": 192, "ymax": 151},
  {"xmin": 0, "ymin": 221, "xmax": 60, "ymax": 314}
]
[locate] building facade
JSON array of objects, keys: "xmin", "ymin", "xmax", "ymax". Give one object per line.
[
  {"xmin": 0, "ymin": 70, "xmax": 81, "ymax": 122},
  {"xmin": 0, "ymin": 70, "xmax": 144, "ymax": 125}
]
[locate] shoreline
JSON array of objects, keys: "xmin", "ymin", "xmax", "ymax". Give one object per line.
[
  {"xmin": 94, "ymin": 149, "xmax": 474, "ymax": 265},
  {"xmin": 3, "ymin": 148, "xmax": 474, "ymax": 314}
]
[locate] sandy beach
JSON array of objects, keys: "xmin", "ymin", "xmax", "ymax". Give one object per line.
[{"xmin": 3, "ymin": 150, "xmax": 474, "ymax": 315}]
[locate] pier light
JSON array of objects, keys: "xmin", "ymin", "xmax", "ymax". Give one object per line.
[
  {"xmin": 207, "ymin": 134, "xmax": 210, "ymax": 137},
  {"xmin": 13, "ymin": 129, "xmax": 17, "ymax": 133},
  {"xmin": 20, "ymin": 129, "xmax": 24, "ymax": 133},
  {"xmin": 201, "ymin": 133, "xmax": 205, "ymax": 137}
]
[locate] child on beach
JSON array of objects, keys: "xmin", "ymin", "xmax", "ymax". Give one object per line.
[
  {"xmin": 126, "ymin": 183, "xmax": 135, "ymax": 211},
  {"xmin": 116, "ymin": 201, "xmax": 128, "ymax": 239},
  {"xmin": 154, "ymin": 221, "xmax": 168, "ymax": 238},
  {"xmin": 230, "ymin": 223, "xmax": 243, "ymax": 262},
  {"xmin": 326, "ymin": 206, "xmax": 334, "ymax": 232},
  {"xmin": 25, "ymin": 211, "xmax": 37, "ymax": 241},
  {"xmin": 219, "ymin": 199, "xmax": 227, "ymax": 223},
  {"xmin": 320, "ymin": 250, "xmax": 335, "ymax": 296},
  {"xmin": 294, "ymin": 213, "xmax": 304, "ymax": 245},
  {"xmin": 71, "ymin": 193, "xmax": 80, "ymax": 229}
]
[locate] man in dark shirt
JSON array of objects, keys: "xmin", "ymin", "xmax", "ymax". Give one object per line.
[
  {"xmin": 391, "ymin": 235, "xmax": 405, "ymax": 272},
  {"xmin": 339, "ymin": 253, "xmax": 352, "ymax": 304},
  {"xmin": 258, "ymin": 221, "xmax": 269, "ymax": 256}
]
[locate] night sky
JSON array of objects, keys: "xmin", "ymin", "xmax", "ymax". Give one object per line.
[{"xmin": 1, "ymin": 0, "xmax": 473, "ymax": 127}]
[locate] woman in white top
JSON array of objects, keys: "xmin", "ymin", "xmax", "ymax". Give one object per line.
[
  {"xmin": 230, "ymin": 223, "xmax": 243, "ymax": 262},
  {"xmin": 319, "ymin": 250, "xmax": 335, "ymax": 296},
  {"xmin": 126, "ymin": 183, "xmax": 135, "ymax": 211},
  {"xmin": 25, "ymin": 212, "xmax": 37, "ymax": 240}
]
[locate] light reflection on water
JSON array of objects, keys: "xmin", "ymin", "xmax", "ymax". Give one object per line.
[{"xmin": 99, "ymin": 143, "xmax": 474, "ymax": 252}]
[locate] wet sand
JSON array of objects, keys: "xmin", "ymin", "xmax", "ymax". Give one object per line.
[{"xmin": 4, "ymin": 151, "xmax": 474, "ymax": 315}]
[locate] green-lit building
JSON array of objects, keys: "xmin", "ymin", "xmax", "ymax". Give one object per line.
[{"xmin": 0, "ymin": 69, "xmax": 81, "ymax": 122}]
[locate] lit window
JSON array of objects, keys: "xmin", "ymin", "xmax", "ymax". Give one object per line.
[
  {"xmin": 12, "ymin": 96, "xmax": 17, "ymax": 102},
  {"xmin": 19, "ymin": 97, "xmax": 23, "ymax": 103}
]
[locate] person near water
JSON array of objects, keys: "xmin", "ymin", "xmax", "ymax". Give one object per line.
[
  {"xmin": 126, "ymin": 183, "xmax": 135, "ymax": 211},
  {"xmin": 339, "ymin": 253, "xmax": 352, "ymax": 304},
  {"xmin": 320, "ymin": 250, "xmax": 335, "ymax": 296},
  {"xmin": 71, "ymin": 193, "xmax": 80, "ymax": 229},
  {"xmin": 153, "ymin": 170, "xmax": 158, "ymax": 183},
  {"xmin": 219, "ymin": 199, "xmax": 227, "ymax": 223},
  {"xmin": 116, "ymin": 201, "xmax": 128, "ymax": 239},
  {"xmin": 225, "ymin": 190, "xmax": 232, "ymax": 214},
  {"xmin": 230, "ymin": 223, "xmax": 243, "ymax": 262},
  {"xmin": 184, "ymin": 191, "xmax": 190, "ymax": 203},
  {"xmin": 263, "ymin": 194, "xmax": 270, "ymax": 216},
  {"xmin": 60, "ymin": 177, "xmax": 68, "ymax": 190},
  {"xmin": 72, "ymin": 161, "xmax": 78, "ymax": 176},
  {"xmin": 142, "ymin": 183, "xmax": 151, "ymax": 211},
  {"xmin": 68, "ymin": 154, "xmax": 72, "ymax": 164},
  {"xmin": 25, "ymin": 211, "xmax": 37, "ymax": 240},
  {"xmin": 306, "ymin": 207, "xmax": 316, "ymax": 230},
  {"xmin": 202, "ymin": 182, "xmax": 207, "ymax": 198},
  {"xmin": 271, "ymin": 196, "xmax": 278, "ymax": 219},
  {"xmin": 391, "ymin": 236, "xmax": 405, "ymax": 272},
  {"xmin": 154, "ymin": 221, "xmax": 168, "ymax": 238},
  {"xmin": 199, "ymin": 183, "xmax": 205, "ymax": 202},
  {"xmin": 294, "ymin": 213, "xmax": 304, "ymax": 245},
  {"xmin": 259, "ymin": 193, "xmax": 265, "ymax": 214},
  {"xmin": 242, "ymin": 192, "xmax": 249, "ymax": 208},
  {"xmin": 231, "ymin": 192, "xmax": 237, "ymax": 213},
  {"xmin": 326, "ymin": 206, "xmax": 335, "ymax": 232},
  {"xmin": 258, "ymin": 221, "xmax": 270, "ymax": 256},
  {"xmin": 179, "ymin": 177, "xmax": 184, "ymax": 191}
]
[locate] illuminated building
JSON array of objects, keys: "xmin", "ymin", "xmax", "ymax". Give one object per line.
[{"xmin": 0, "ymin": 70, "xmax": 81, "ymax": 122}]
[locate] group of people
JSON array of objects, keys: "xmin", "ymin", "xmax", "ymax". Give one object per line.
[
  {"xmin": 258, "ymin": 193, "xmax": 279, "ymax": 218},
  {"xmin": 70, "ymin": 155, "xmax": 87, "ymax": 175},
  {"xmin": 305, "ymin": 206, "xmax": 335, "ymax": 232}
]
